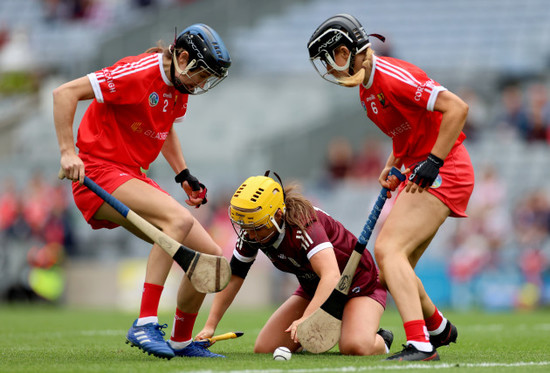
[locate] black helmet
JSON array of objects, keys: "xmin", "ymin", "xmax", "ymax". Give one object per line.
[
  {"xmin": 171, "ymin": 23, "xmax": 231, "ymax": 94},
  {"xmin": 307, "ymin": 14, "xmax": 384, "ymax": 84}
]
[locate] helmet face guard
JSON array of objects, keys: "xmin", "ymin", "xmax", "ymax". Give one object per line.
[
  {"xmin": 308, "ymin": 28, "xmax": 370, "ymax": 85},
  {"xmin": 307, "ymin": 14, "xmax": 375, "ymax": 85},
  {"xmin": 171, "ymin": 24, "xmax": 231, "ymax": 95},
  {"xmin": 229, "ymin": 175, "xmax": 285, "ymax": 245}
]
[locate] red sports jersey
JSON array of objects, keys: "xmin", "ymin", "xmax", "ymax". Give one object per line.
[
  {"xmin": 77, "ymin": 53, "xmax": 189, "ymax": 169},
  {"xmin": 359, "ymin": 55, "xmax": 466, "ymax": 165},
  {"xmin": 233, "ymin": 208, "xmax": 382, "ymax": 300}
]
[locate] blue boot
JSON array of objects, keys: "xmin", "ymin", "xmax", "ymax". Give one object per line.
[{"xmin": 126, "ymin": 319, "xmax": 175, "ymax": 359}]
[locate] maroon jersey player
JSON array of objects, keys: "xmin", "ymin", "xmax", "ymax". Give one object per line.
[
  {"xmin": 53, "ymin": 24, "xmax": 231, "ymax": 359},
  {"xmin": 196, "ymin": 173, "xmax": 393, "ymax": 356},
  {"xmin": 307, "ymin": 14, "xmax": 475, "ymax": 361}
]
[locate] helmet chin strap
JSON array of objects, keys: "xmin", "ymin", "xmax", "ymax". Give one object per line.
[
  {"xmin": 169, "ymin": 48, "xmax": 197, "ymax": 94},
  {"xmin": 270, "ymin": 215, "xmax": 285, "ymax": 236},
  {"xmin": 350, "ymin": 42, "xmax": 371, "ymax": 75}
]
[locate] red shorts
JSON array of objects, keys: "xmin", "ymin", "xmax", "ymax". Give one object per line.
[
  {"xmin": 401, "ymin": 143, "xmax": 474, "ymax": 218},
  {"xmin": 293, "ymin": 272, "xmax": 387, "ymax": 309},
  {"xmin": 72, "ymin": 154, "xmax": 166, "ymax": 230}
]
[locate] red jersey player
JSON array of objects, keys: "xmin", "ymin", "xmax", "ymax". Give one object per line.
[
  {"xmin": 53, "ymin": 24, "xmax": 231, "ymax": 359},
  {"xmin": 195, "ymin": 173, "xmax": 393, "ymax": 356},
  {"xmin": 307, "ymin": 14, "xmax": 474, "ymax": 361}
]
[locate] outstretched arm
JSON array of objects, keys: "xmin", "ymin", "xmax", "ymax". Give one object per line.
[{"xmin": 195, "ymin": 274, "xmax": 245, "ymax": 340}]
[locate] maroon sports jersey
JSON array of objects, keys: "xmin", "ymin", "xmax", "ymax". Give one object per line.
[{"xmin": 232, "ymin": 208, "xmax": 381, "ymax": 299}]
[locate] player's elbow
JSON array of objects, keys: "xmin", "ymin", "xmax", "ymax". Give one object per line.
[{"xmin": 457, "ymin": 100, "xmax": 469, "ymax": 123}]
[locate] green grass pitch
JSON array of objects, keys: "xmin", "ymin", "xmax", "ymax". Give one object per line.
[{"xmin": 0, "ymin": 305, "xmax": 549, "ymax": 373}]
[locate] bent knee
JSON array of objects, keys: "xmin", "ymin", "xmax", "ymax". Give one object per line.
[
  {"xmin": 374, "ymin": 243, "xmax": 388, "ymax": 269},
  {"xmin": 163, "ymin": 206, "xmax": 195, "ymax": 241},
  {"xmin": 339, "ymin": 339, "xmax": 380, "ymax": 356}
]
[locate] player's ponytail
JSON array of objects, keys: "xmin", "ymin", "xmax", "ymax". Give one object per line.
[
  {"xmin": 337, "ymin": 48, "xmax": 374, "ymax": 87},
  {"xmin": 283, "ymin": 184, "xmax": 317, "ymax": 232}
]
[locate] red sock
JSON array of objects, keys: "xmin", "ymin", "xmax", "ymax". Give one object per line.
[
  {"xmin": 139, "ymin": 283, "xmax": 163, "ymax": 318},
  {"xmin": 425, "ymin": 307, "xmax": 445, "ymax": 332},
  {"xmin": 404, "ymin": 320, "xmax": 430, "ymax": 343},
  {"xmin": 171, "ymin": 308, "xmax": 198, "ymax": 342}
]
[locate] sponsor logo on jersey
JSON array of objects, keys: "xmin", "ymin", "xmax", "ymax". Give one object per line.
[
  {"xmin": 149, "ymin": 92, "xmax": 159, "ymax": 107},
  {"xmin": 288, "ymin": 258, "xmax": 300, "ymax": 267},
  {"xmin": 414, "ymin": 79, "xmax": 435, "ymax": 101},
  {"xmin": 431, "ymin": 174, "xmax": 442, "ymax": 189},
  {"xmin": 131, "ymin": 122, "xmax": 143, "ymax": 133},
  {"xmin": 144, "ymin": 130, "xmax": 168, "ymax": 140},
  {"xmin": 102, "ymin": 68, "xmax": 116, "ymax": 93},
  {"xmin": 388, "ymin": 121, "xmax": 412, "ymax": 138}
]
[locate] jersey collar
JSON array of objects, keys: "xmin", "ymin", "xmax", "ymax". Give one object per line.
[
  {"xmin": 158, "ymin": 53, "xmax": 172, "ymax": 86},
  {"xmin": 363, "ymin": 54, "xmax": 377, "ymax": 89},
  {"xmin": 272, "ymin": 222, "xmax": 286, "ymax": 249}
]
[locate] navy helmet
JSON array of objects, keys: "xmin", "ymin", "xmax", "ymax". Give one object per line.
[
  {"xmin": 307, "ymin": 14, "xmax": 384, "ymax": 84},
  {"xmin": 171, "ymin": 23, "xmax": 231, "ymax": 94}
]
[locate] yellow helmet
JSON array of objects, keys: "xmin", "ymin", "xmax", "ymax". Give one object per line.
[{"xmin": 229, "ymin": 175, "xmax": 285, "ymax": 243}]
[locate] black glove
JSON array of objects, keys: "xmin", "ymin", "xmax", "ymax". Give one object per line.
[
  {"xmin": 408, "ymin": 154, "xmax": 444, "ymax": 188},
  {"xmin": 175, "ymin": 168, "xmax": 200, "ymax": 190},
  {"xmin": 175, "ymin": 169, "xmax": 208, "ymax": 207}
]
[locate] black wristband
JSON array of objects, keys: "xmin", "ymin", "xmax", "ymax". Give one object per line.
[
  {"xmin": 427, "ymin": 153, "xmax": 444, "ymax": 168},
  {"xmin": 175, "ymin": 168, "xmax": 191, "ymax": 184}
]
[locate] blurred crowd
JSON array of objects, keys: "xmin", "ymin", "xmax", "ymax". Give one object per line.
[{"xmin": 0, "ymin": 172, "xmax": 74, "ymax": 302}]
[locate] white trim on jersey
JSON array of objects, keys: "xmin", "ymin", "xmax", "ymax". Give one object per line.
[
  {"xmin": 427, "ymin": 85, "xmax": 447, "ymax": 112},
  {"xmin": 313, "ymin": 206, "xmax": 330, "ymax": 216},
  {"xmin": 376, "ymin": 57, "xmax": 421, "ymax": 89},
  {"xmin": 363, "ymin": 55, "xmax": 377, "ymax": 89},
  {"xmin": 95, "ymin": 54, "xmax": 160, "ymax": 84},
  {"xmin": 87, "ymin": 73, "xmax": 103, "ymax": 103},
  {"xmin": 173, "ymin": 115, "xmax": 186, "ymax": 123},
  {"xmin": 366, "ymin": 55, "xmax": 448, "ymax": 111},
  {"xmin": 232, "ymin": 247, "xmax": 256, "ymax": 263},
  {"xmin": 156, "ymin": 53, "xmax": 172, "ymax": 86},
  {"xmin": 306, "ymin": 242, "xmax": 333, "ymax": 260}
]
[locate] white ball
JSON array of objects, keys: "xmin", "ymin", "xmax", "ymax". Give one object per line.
[{"xmin": 273, "ymin": 346, "xmax": 292, "ymax": 361}]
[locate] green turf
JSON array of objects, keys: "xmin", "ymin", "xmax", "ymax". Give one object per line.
[{"xmin": 0, "ymin": 304, "xmax": 549, "ymax": 372}]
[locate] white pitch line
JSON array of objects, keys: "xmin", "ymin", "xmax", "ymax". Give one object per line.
[{"xmin": 185, "ymin": 361, "xmax": 550, "ymax": 373}]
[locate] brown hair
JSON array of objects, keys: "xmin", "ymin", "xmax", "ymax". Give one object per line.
[
  {"xmin": 283, "ymin": 184, "xmax": 317, "ymax": 232},
  {"xmin": 337, "ymin": 47, "xmax": 375, "ymax": 87},
  {"xmin": 145, "ymin": 40, "xmax": 172, "ymax": 59}
]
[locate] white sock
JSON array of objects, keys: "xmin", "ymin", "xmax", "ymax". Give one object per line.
[
  {"xmin": 406, "ymin": 340, "xmax": 433, "ymax": 352},
  {"xmin": 429, "ymin": 317, "xmax": 448, "ymax": 336},
  {"xmin": 136, "ymin": 316, "xmax": 158, "ymax": 326},
  {"xmin": 168, "ymin": 339, "xmax": 192, "ymax": 350}
]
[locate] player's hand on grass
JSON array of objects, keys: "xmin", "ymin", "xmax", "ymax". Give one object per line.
[{"xmin": 194, "ymin": 327, "xmax": 215, "ymax": 345}]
